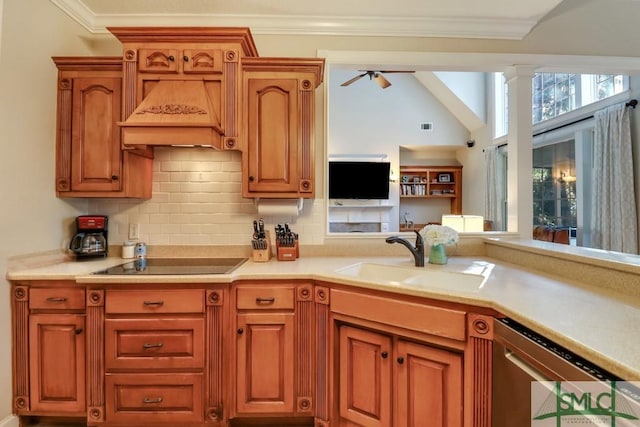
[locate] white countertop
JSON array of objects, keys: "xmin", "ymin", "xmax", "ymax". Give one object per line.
[{"xmin": 7, "ymin": 251, "xmax": 640, "ymax": 381}]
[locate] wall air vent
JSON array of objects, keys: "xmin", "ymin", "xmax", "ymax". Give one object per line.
[{"xmin": 420, "ymin": 122, "xmax": 433, "ymax": 131}]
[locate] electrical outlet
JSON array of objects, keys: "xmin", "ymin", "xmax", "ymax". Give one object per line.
[{"xmin": 128, "ymin": 223, "xmax": 140, "ymax": 240}]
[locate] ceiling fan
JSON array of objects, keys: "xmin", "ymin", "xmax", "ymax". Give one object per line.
[{"xmin": 340, "ymin": 70, "xmax": 415, "ymax": 89}]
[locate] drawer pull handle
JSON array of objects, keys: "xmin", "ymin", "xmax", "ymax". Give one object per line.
[
  {"xmin": 256, "ymin": 297, "xmax": 276, "ymax": 304},
  {"xmin": 143, "ymin": 397, "xmax": 163, "ymax": 404},
  {"xmin": 143, "ymin": 301, "xmax": 164, "ymax": 306},
  {"xmin": 46, "ymin": 297, "xmax": 67, "ymax": 303},
  {"xmin": 143, "ymin": 343, "xmax": 164, "ymax": 349}
]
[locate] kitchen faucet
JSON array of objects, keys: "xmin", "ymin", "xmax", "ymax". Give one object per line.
[{"xmin": 385, "ymin": 230, "xmax": 425, "ymax": 267}]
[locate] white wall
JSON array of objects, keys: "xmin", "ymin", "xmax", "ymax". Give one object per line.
[
  {"xmin": 0, "ymin": 0, "xmax": 105, "ymax": 419},
  {"xmin": 434, "ymin": 72, "xmax": 486, "ymax": 123}
]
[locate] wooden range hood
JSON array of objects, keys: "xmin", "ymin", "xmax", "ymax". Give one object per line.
[
  {"xmin": 110, "ymin": 26, "xmax": 260, "ymax": 150},
  {"xmin": 118, "ymin": 79, "xmax": 224, "ymax": 148}
]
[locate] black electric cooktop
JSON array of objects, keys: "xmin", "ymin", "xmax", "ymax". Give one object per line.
[{"xmin": 94, "ymin": 258, "xmax": 248, "ymax": 275}]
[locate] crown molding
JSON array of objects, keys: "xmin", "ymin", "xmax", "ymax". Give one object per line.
[{"xmin": 50, "ymin": 0, "xmax": 537, "ymax": 40}]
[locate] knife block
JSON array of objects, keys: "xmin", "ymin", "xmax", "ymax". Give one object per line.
[
  {"xmin": 276, "ymin": 239, "xmax": 298, "ymax": 261},
  {"xmin": 252, "ymin": 231, "xmax": 272, "ymax": 262}
]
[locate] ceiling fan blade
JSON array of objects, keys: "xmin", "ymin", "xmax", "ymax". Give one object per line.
[
  {"xmin": 374, "ymin": 73, "xmax": 392, "ymax": 89},
  {"xmin": 341, "ymin": 72, "xmax": 368, "ymax": 87},
  {"xmin": 378, "ymin": 70, "xmax": 416, "ymax": 74}
]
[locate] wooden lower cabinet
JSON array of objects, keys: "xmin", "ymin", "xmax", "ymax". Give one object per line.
[
  {"xmin": 395, "ymin": 340, "xmax": 463, "ymax": 427},
  {"xmin": 338, "ymin": 325, "xmax": 463, "ymax": 427},
  {"xmin": 232, "ymin": 282, "xmax": 316, "ymax": 421},
  {"xmin": 236, "ymin": 312, "xmax": 295, "ymax": 413},
  {"xmin": 105, "ymin": 373, "xmax": 203, "ymax": 424},
  {"xmin": 12, "ymin": 280, "xmax": 491, "ymax": 427},
  {"xmin": 339, "ymin": 326, "xmax": 392, "ymax": 427},
  {"xmin": 29, "ymin": 313, "xmax": 86, "ymax": 414}
]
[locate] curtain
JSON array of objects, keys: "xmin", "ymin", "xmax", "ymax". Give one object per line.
[
  {"xmin": 591, "ymin": 103, "xmax": 638, "ymax": 253},
  {"xmin": 484, "ymin": 144, "xmax": 507, "ymax": 231}
]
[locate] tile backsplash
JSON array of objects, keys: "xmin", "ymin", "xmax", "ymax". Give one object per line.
[{"xmin": 88, "ymin": 147, "xmax": 326, "ymax": 247}]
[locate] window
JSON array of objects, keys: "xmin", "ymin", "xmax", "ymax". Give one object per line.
[
  {"xmin": 532, "ymin": 73, "xmax": 627, "ymax": 124},
  {"xmin": 492, "ymin": 72, "xmax": 628, "ymax": 135},
  {"xmin": 493, "ymin": 73, "xmax": 508, "ymax": 138},
  {"xmin": 532, "ymin": 141, "xmax": 576, "ymax": 230}
]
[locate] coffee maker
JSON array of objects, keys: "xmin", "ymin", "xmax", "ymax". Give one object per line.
[{"xmin": 69, "ymin": 215, "xmax": 108, "ymax": 260}]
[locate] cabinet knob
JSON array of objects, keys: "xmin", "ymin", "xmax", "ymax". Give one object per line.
[
  {"xmin": 111, "ymin": 175, "xmax": 119, "ymax": 181},
  {"xmin": 248, "ymin": 176, "xmax": 255, "ymax": 182},
  {"xmin": 381, "ymin": 351, "xmax": 388, "ymax": 359},
  {"xmin": 75, "ymin": 328, "xmax": 83, "ymax": 335},
  {"xmin": 168, "ymin": 55, "xmax": 175, "ymax": 62},
  {"xmin": 237, "ymin": 328, "xmax": 244, "ymax": 335},
  {"xmin": 397, "ymin": 356, "xmax": 405, "ymax": 364},
  {"xmin": 183, "ymin": 55, "xmax": 189, "ymax": 62}
]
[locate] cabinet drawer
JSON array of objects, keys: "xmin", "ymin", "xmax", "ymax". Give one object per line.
[
  {"xmin": 29, "ymin": 288, "xmax": 85, "ymax": 310},
  {"xmin": 331, "ymin": 289, "xmax": 467, "ymax": 341},
  {"xmin": 236, "ymin": 286, "xmax": 295, "ymax": 310},
  {"xmin": 105, "ymin": 318, "xmax": 204, "ymax": 370},
  {"xmin": 106, "ymin": 373, "xmax": 203, "ymax": 424},
  {"xmin": 105, "ymin": 290, "xmax": 204, "ymax": 314}
]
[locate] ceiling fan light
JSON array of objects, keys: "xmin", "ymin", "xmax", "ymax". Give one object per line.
[{"xmin": 374, "ymin": 73, "xmax": 391, "ymax": 89}]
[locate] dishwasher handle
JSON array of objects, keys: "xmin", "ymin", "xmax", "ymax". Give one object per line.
[{"xmin": 504, "ymin": 349, "xmax": 556, "ymax": 393}]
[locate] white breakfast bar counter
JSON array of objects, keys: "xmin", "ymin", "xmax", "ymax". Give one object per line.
[{"xmin": 7, "ymin": 237, "xmax": 640, "ymax": 381}]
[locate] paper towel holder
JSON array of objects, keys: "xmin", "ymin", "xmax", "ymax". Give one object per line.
[{"xmin": 254, "ymin": 197, "xmax": 304, "ymax": 213}]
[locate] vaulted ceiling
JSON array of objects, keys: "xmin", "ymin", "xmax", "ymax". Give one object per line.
[{"xmin": 51, "ymin": 0, "xmax": 565, "ymax": 40}]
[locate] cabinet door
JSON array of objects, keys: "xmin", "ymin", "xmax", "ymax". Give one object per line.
[
  {"xmin": 29, "ymin": 314, "xmax": 85, "ymax": 413},
  {"xmin": 245, "ymin": 77, "xmax": 300, "ymax": 195},
  {"xmin": 395, "ymin": 340, "xmax": 463, "ymax": 427},
  {"xmin": 236, "ymin": 312, "xmax": 295, "ymax": 414},
  {"xmin": 70, "ymin": 77, "xmax": 123, "ymax": 192},
  {"xmin": 338, "ymin": 325, "xmax": 392, "ymax": 427}
]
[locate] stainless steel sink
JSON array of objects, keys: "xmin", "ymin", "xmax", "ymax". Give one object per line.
[{"xmin": 333, "ymin": 262, "xmax": 489, "ymax": 292}]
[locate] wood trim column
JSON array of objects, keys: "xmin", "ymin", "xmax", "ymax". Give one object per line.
[
  {"xmin": 464, "ymin": 313, "xmax": 494, "ymax": 427},
  {"xmin": 299, "ymin": 79, "xmax": 314, "ymax": 194},
  {"xmin": 206, "ymin": 289, "xmax": 225, "ymax": 423},
  {"xmin": 55, "ymin": 77, "xmax": 72, "ymax": 192},
  {"xmin": 296, "ymin": 284, "xmax": 315, "ymax": 414},
  {"xmin": 12, "ymin": 284, "xmax": 30, "ymax": 413},
  {"xmin": 314, "ymin": 286, "xmax": 330, "ymax": 427},
  {"xmin": 86, "ymin": 290, "xmax": 105, "ymax": 424},
  {"xmin": 223, "ymin": 50, "xmax": 239, "ymax": 150}
]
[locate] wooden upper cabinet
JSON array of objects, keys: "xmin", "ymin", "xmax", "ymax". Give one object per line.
[
  {"xmin": 53, "ymin": 57, "xmax": 152, "ymax": 198},
  {"xmin": 137, "ymin": 48, "xmax": 224, "ymax": 74},
  {"xmin": 241, "ymin": 58, "xmax": 325, "ymax": 198}
]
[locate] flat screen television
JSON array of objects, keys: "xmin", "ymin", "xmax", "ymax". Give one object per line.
[{"xmin": 328, "ymin": 161, "xmax": 390, "ymax": 199}]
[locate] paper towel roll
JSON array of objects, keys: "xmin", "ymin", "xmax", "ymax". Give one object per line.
[{"xmin": 256, "ymin": 198, "xmax": 303, "ymax": 218}]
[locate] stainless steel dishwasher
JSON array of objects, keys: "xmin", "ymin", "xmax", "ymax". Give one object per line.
[{"xmin": 492, "ymin": 317, "xmax": 640, "ymax": 427}]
